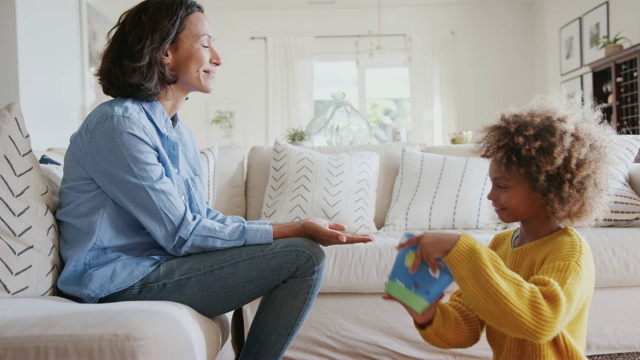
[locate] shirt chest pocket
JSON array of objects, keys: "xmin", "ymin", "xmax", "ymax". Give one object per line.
[{"xmin": 185, "ymin": 176, "xmax": 207, "ymax": 217}]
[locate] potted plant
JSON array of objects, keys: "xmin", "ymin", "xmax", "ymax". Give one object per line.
[
  {"xmin": 210, "ymin": 110, "xmax": 235, "ymax": 143},
  {"xmin": 594, "ymin": 31, "xmax": 632, "ymax": 57},
  {"xmin": 284, "ymin": 127, "xmax": 310, "ymax": 146}
]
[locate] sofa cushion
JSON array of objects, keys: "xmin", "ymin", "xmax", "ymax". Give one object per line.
[
  {"xmin": 0, "ymin": 296, "xmax": 230, "ymax": 360},
  {"xmin": 319, "ymin": 227, "xmax": 640, "ymax": 293},
  {"xmin": 0, "ymin": 102, "xmax": 60, "ymax": 297},
  {"xmin": 38, "ymin": 162, "xmax": 63, "ymax": 212},
  {"xmin": 247, "ymin": 142, "xmax": 419, "ymax": 229},
  {"xmin": 260, "ymin": 140, "xmax": 379, "ymax": 234},
  {"xmin": 384, "ymin": 147, "xmax": 504, "ymax": 231},
  {"xmin": 598, "ymin": 135, "xmax": 640, "ymax": 226}
]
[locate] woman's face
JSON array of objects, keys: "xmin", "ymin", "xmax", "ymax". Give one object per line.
[{"xmin": 165, "ymin": 12, "xmax": 222, "ymax": 98}]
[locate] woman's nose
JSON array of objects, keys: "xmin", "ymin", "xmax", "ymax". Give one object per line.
[{"xmin": 211, "ymin": 48, "xmax": 222, "ymax": 66}]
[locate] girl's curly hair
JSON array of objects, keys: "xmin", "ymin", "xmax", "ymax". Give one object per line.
[{"xmin": 477, "ymin": 95, "xmax": 615, "ymax": 226}]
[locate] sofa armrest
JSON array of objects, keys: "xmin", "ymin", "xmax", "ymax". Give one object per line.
[{"xmin": 200, "ymin": 145, "xmax": 246, "ymax": 218}]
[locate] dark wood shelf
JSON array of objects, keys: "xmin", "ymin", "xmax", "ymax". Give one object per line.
[{"xmin": 587, "ymin": 43, "xmax": 640, "ymax": 134}]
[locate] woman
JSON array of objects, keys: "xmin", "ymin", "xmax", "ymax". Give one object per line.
[{"xmin": 56, "ymin": 1, "xmax": 373, "ymax": 358}]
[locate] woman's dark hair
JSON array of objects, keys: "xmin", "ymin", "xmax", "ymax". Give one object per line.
[{"xmin": 98, "ymin": 0, "xmax": 204, "ymax": 101}]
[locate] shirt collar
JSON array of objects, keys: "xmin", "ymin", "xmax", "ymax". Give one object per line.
[{"xmin": 139, "ymin": 99, "xmax": 180, "ymax": 130}]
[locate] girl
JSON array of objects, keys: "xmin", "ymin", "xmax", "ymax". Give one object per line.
[{"xmin": 387, "ymin": 97, "xmax": 612, "ymax": 359}]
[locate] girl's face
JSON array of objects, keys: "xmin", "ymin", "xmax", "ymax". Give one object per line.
[
  {"xmin": 165, "ymin": 12, "xmax": 222, "ymax": 98},
  {"xmin": 487, "ymin": 159, "xmax": 549, "ymax": 227}
]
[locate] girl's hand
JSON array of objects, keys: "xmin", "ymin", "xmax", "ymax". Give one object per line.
[
  {"xmin": 382, "ymin": 292, "xmax": 444, "ymax": 328},
  {"xmin": 272, "ymin": 217, "xmax": 373, "ymax": 246},
  {"xmin": 399, "ymin": 232, "xmax": 460, "ymax": 274}
]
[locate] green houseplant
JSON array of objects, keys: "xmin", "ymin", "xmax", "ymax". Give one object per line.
[
  {"xmin": 594, "ymin": 31, "xmax": 632, "ymax": 57},
  {"xmin": 284, "ymin": 127, "xmax": 309, "ymax": 145},
  {"xmin": 210, "ymin": 110, "xmax": 235, "ymax": 141}
]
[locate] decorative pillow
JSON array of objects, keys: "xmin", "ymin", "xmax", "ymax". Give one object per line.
[
  {"xmin": 0, "ymin": 102, "xmax": 60, "ymax": 297},
  {"xmin": 598, "ymin": 135, "xmax": 640, "ymax": 226},
  {"xmin": 384, "ymin": 147, "xmax": 504, "ymax": 231},
  {"xmin": 261, "ymin": 140, "xmax": 379, "ymax": 234},
  {"xmin": 199, "ymin": 146, "xmax": 218, "ymax": 208},
  {"xmin": 38, "ymin": 162, "xmax": 63, "ymax": 213}
]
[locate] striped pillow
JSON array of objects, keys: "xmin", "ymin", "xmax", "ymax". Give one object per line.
[
  {"xmin": 384, "ymin": 147, "xmax": 505, "ymax": 231},
  {"xmin": 598, "ymin": 135, "xmax": 640, "ymax": 226}
]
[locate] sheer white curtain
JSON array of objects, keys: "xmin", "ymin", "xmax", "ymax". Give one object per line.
[
  {"xmin": 409, "ymin": 33, "xmax": 456, "ymax": 145},
  {"xmin": 265, "ymin": 37, "xmax": 314, "ymax": 145}
]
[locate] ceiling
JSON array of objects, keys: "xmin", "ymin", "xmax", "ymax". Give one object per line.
[{"xmin": 101, "ymin": 0, "xmax": 533, "ymax": 13}]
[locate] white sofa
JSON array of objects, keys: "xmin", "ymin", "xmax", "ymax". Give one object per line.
[
  {"xmin": 2, "ymin": 101, "xmax": 639, "ymax": 359},
  {"xmin": 237, "ymin": 142, "xmax": 640, "ymax": 359}
]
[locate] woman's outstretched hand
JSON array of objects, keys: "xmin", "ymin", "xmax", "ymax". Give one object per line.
[{"xmin": 272, "ymin": 217, "xmax": 373, "ymax": 246}]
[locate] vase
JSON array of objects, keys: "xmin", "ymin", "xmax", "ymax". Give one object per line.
[{"xmin": 305, "ymin": 92, "xmax": 371, "ymax": 147}]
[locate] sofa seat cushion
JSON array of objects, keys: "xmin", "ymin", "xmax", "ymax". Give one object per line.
[
  {"xmin": 0, "ymin": 296, "xmax": 229, "ymax": 360},
  {"xmin": 319, "ymin": 228, "xmax": 640, "ymax": 293}
]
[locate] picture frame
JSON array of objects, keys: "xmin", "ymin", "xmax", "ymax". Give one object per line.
[
  {"xmin": 582, "ymin": 72, "xmax": 594, "ymax": 109},
  {"xmin": 582, "ymin": 2, "xmax": 609, "ymax": 65},
  {"xmin": 79, "ymin": 1, "xmax": 114, "ymax": 117},
  {"xmin": 560, "ymin": 18, "xmax": 582, "ymax": 75},
  {"xmin": 561, "ymin": 75, "xmax": 583, "ymax": 106}
]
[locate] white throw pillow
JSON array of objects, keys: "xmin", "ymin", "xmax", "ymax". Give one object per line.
[
  {"xmin": 261, "ymin": 140, "xmax": 379, "ymax": 234},
  {"xmin": 0, "ymin": 102, "xmax": 60, "ymax": 297},
  {"xmin": 384, "ymin": 147, "xmax": 504, "ymax": 231},
  {"xmin": 597, "ymin": 135, "xmax": 640, "ymax": 226},
  {"xmin": 39, "ymin": 163, "xmax": 63, "ymax": 213},
  {"xmin": 199, "ymin": 146, "xmax": 218, "ymax": 209}
]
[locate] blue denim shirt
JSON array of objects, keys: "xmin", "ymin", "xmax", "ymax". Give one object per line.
[{"xmin": 56, "ymin": 98, "xmax": 273, "ymax": 303}]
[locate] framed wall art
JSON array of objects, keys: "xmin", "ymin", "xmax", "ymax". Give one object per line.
[
  {"xmin": 560, "ymin": 18, "xmax": 581, "ymax": 75},
  {"xmin": 582, "ymin": 2, "xmax": 609, "ymax": 65},
  {"xmin": 561, "ymin": 75, "xmax": 583, "ymax": 106},
  {"xmin": 80, "ymin": 1, "xmax": 114, "ymax": 117}
]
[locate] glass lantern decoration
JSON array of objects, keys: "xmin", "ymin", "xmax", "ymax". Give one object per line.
[{"xmin": 305, "ymin": 92, "xmax": 371, "ymax": 146}]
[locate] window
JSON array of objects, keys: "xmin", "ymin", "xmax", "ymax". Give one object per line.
[{"xmin": 313, "ymin": 55, "xmax": 411, "ymax": 144}]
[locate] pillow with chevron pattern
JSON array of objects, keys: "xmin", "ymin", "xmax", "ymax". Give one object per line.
[
  {"xmin": 261, "ymin": 140, "xmax": 379, "ymax": 234},
  {"xmin": 596, "ymin": 135, "xmax": 640, "ymax": 226},
  {"xmin": 0, "ymin": 102, "xmax": 60, "ymax": 297},
  {"xmin": 383, "ymin": 147, "xmax": 506, "ymax": 231}
]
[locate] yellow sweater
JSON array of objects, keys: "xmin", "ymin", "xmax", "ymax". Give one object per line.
[{"xmin": 418, "ymin": 227, "xmax": 595, "ymax": 359}]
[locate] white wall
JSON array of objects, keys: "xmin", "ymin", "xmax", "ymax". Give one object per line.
[
  {"xmin": 534, "ymin": 0, "xmax": 640, "ymax": 96},
  {"xmin": 15, "ymin": 0, "xmax": 85, "ymax": 151},
  {"xmin": 7, "ymin": 0, "xmax": 640, "ymax": 150},
  {"xmin": 0, "ymin": 1, "xmax": 19, "ymax": 110},
  {"xmin": 185, "ymin": 2, "xmax": 537, "ymax": 149}
]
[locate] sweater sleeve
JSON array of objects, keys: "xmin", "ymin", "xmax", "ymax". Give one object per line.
[
  {"xmin": 433, "ymin": 231, "xmax": 594, "ymax": 343},
  {"xmin": 417, "ymin": 288, "xmax": 486, "ymax": 348}
]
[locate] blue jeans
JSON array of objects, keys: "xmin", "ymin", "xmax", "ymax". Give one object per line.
[{"xmin": 98, "ymin": 238, "xmax": 326, "ymax": 359}]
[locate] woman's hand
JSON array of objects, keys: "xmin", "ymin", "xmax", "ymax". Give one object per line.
[
  {"xmin": 399, "ymin": 232, "xmax": 460, "ymax": 274},
  {"xmin": 272, "ymin": 217, "xmax": 373, "ymax": 246},
  {"xmin": 382, "ymin": 292, "xmax": 444, "ymax": 328}
]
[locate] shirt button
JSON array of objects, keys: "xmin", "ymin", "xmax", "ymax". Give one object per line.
[
  {"xmin": 162, "ymin": 127, "xmax": 168, "ymax": 133},
  {"xmin": 173, "ymin": 168, "xmax": 179, "ymax": 174},
  {"xmin": 180, "ymin": 195, "xmax": 186, "ymax": 201}
]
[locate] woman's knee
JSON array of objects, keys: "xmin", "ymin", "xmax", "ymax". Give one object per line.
[{"xmin": 277, "ymin": 237, "xmax": 326, "ymax": 273}]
